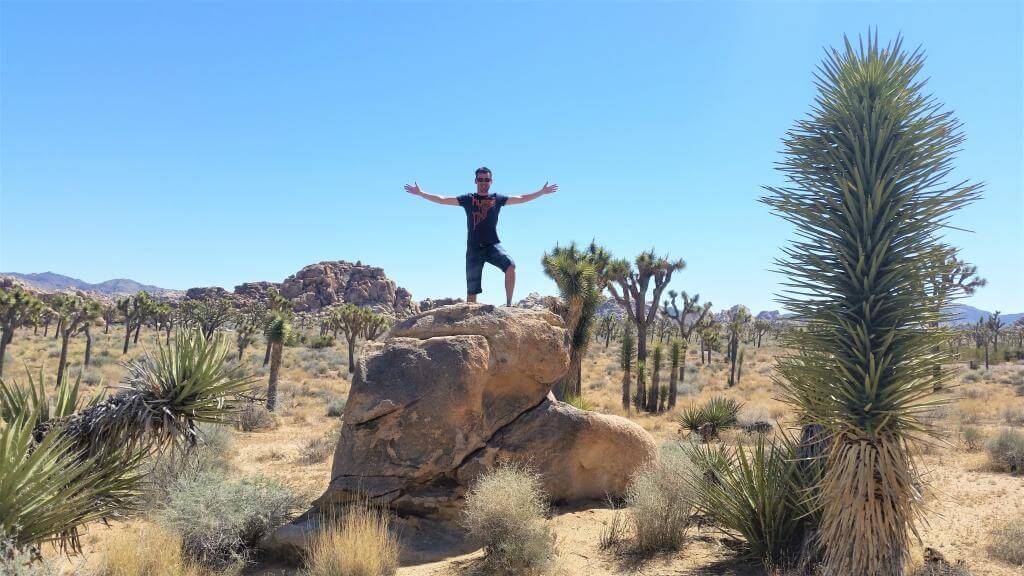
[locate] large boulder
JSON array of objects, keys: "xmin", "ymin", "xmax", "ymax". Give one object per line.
[{"xmin": 315, "ymin": 303, "xmax": 656, "ymax": 517}]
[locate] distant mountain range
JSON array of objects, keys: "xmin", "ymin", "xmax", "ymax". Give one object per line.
[
  {"xmin": 3, "ymin": 271, "xmax": 1019, "ymax": 325},
  {"xmin": 0, "ymin": 271, "xmax": 183, "ymax": 298}
]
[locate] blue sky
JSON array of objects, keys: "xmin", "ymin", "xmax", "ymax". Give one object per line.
[{"xmin": 2, "ymin": 1, "xmax": 1021, "ymax": 313}]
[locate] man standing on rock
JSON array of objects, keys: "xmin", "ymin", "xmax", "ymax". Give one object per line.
[{"xmin": 404, "ymin": 167, "xmax": 557, "ymax": 306}]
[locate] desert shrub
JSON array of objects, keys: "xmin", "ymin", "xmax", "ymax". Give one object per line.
[
  {"xmin": 462, "ymin": 461, "xmax": 556, "ymax": 575},
  {"xmin": 303, "ymin": 502, "xmax": 398, "ymax": 576},
  {"xmin": 94, "ymin": 523, "xmax": 199, "ymax": 576},
  {"xmin": 1001, "ymin": 406, "xmax": 1024, "ymax": 426},
  {"xmin": 999, "ymin": 369, "xmax": 1024, "ymax": 387},
  {"xmin": 307, "ymin": 335, "xmax": 335, "ymax": 350},
  {"xmin": 0, "ymin": 538, "xmax": 59, "ymax": 576},
  {"xmin": 909, "ymin": 558, "xmax": 973, "ymax": 576},
  {"xmin": 326, "ymin": 396, "xmax": 347, "ymax": 417},
  {"xmin": 236, "ymin": 400, "xmax": 277, "ymax": 431},
  {"xmin": 678, "ymin": 396, "xmax": 742, "ymax": 440},
  {"xmin": 960, "ymin": 426, "xmax": 986, "ymax": 452},
  {"xmin": 598, "ymin": 506, "xmax": 627, "ymax": 551},
  {"xmin": 985, "ymin": 428, "xmax": 1024, "ymax": 474},
  {"xmin": 988, "ymin": 519, "xmax": 1024, "ymax": 566},
  {"xmin": 625, "ymin": 443, "xmax": 695, "ymax": 553},
  {"xmin": 146, "ymin": 423, "xmax": 234, "ymax": 504},
  {"xmin": 159, "ymin": 470, "xmax": 300, "ymax": 567},
  {"xmin": 959, "ymin": 386, "xmax": 987, "ymax": 400},
  {"xmin": 962, "ymin": 371, "xmax": 983, "ymax": 384},
  {"xmin": 683, "ymin": 437, "xmax": 811, "ymax": 569},
  {"xmin": 299, "ymin": 429, "xmax": 340, "ymax": 465},
  {"xmin": 80, "ymin": 367, "xmax": 103, "ymax": 386}
]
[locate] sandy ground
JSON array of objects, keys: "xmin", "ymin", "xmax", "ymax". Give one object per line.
[{"xmin": 7, "ymin": 328, "xmax": 1022, "ymax": 575}]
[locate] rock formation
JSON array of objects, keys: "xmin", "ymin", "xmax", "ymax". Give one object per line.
[
  {"xmin": 277, "ymin": 261, "xmax": 418, "ymax": 317},
  {"xmin": 264, "ymin": 303, "xmax": 657, "ymax": 553}
]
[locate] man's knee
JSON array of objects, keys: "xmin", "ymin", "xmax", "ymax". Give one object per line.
[{"xmin": 506, "ymin": 264, "xmax": 516, "ymax": 273}]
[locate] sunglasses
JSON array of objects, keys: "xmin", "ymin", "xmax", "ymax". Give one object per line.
[{"xmin": 476, "ymin": 177, "xmax": 491, "ymax": 182}]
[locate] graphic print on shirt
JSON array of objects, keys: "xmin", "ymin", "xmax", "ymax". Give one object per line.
[{"xmin": 470, "ymin": 195, "xmax": 497, "ymax": 230}]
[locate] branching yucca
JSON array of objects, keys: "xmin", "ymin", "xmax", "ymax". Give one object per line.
[
  {"xmin": 0, "ymin": 330, "xmax": 257, "ymax": 555},
  {"xmin": 761, "ymin": 31, "xmax": 981, "ymax": 575}
]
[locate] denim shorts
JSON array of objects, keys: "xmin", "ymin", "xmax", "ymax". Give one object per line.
[{"xmin": 466, "ymin": 243, "xmax": 514, "ymax": 295}]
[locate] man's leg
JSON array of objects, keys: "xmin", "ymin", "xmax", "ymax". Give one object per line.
[
  {"xmin": 504, "ymin": 265, "xmax": 516, "ymax": 307},
  {"xmin": 466, "ymin": 246, "xmax": 484, "ymax": 304}
]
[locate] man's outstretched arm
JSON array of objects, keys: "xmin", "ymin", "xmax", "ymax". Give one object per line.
[
  {"xmin": 505, "ymin": 182, "xmax": 558, "ymax": 205},
  {"xmin": 404, "ymin": 182, "xmax": 459, "ymax": 205}
]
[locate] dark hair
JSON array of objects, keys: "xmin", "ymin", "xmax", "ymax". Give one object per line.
[{"xmin": 475, "ymin": 166, "xmax": 492, "ymax": 177}]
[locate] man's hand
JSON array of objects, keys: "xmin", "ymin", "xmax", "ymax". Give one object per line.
[
  {"xmin": 506, "ymin": 181, "xmax": 558, "ymax": 205},
  {"xmin": 405, "ymin": 182, "xmax": 458, "ymax": 205}
]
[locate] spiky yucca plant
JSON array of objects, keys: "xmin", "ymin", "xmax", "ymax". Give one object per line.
[
  {"xmin": 761, "ymin": 32, "xmax": 980, "ymax": 575},
  {"xmin": 0, "ymin": 330, "xmax": 256, "ymax": 554}
]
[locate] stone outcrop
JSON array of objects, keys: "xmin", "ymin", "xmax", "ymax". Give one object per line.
[
  {"xmin": 316, "ymin": 303, "xmax": 656, "ymax": 516},
  {"xmin": 277, "ymin": 260, "xmax": 419, "ymax": 317},
  {"xmin": 233, "ymin": 281, "xmax": 280, "ymax": 301},
  {"xmin": 419, "ymin": 297, "xmax": 463, "ymax": 311},
  {"xmin": 184, "ymin": 286, "xmax": 232, "ymax": 301}
]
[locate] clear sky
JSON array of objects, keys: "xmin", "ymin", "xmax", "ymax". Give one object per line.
[{"xmin": 2, "ymin": 1, "xmax": 1021, "ymax": 313}]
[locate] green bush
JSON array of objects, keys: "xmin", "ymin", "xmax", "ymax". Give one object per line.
[
  {"xmin": 236, "ymin": 400, "xmax": 277, "ymax": 432},
  {"xmin": 677, "ymin": 396, "xmax": 742, "ymax": 440},
  {"xmin": 308, "ymin": 335, "xmax": 335, "ymax": 350},
  {"xmin": 158, "ymin": 470, "xmax": 300, "ymax": 567},
  {"xmin": 146, "ymin": 422, "xmax": 235, "ymax": 504},
  {"xmin": 960, "ymin": 426, "xmax": 986, "ymax": 452}
]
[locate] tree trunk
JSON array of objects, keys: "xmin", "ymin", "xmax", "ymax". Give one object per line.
[
  {"xmin": 166, "ymin": 326, "xmax": 172, "ymax": 345},
  {"xmin": 133, "ymin": 323, "xmax": 141, "ymax": 344},
  {"xmin": 668, "ymin": 361, "xmax": 678, "ymax": 411},
  {"xmin": 104, "ymin": 322, "xmax": 109, "ymax": 335},
  {"xmin": 263, "ymin": 340, "xmax": 272, "ymax": 366},
  {"xmin": 635, "ymin": 323, "xmax": 648, "ymax": 409},
  {"xmin": 647, "ymin": 361, "xmax": 660, "ymax": 413},
  {"xmin": 0, "ymin": 330, "xmax": 10, "ymax": 377},
  {"xmin": 554, "ymin": 349, "xmax": 583, "ymax": 401},
  {"xmin": 984, "ymin": 344, "xmax": 989, "ymax": 370},
  {"xmin": 123, "ymin": 323, "xmax": 131, "ymax": 355},
  {"xmin": 56, "ymin": 332, "xmax": 70, "ymax": 388},
  {"xmin": 348, "ymin": 337, "xmax": 357, "ymax": 373},
  {"xmin": 84, "ymin": 326, "xmax": 92, "ymax": 367},
  {"xmin": 621, "ymin": 367, "xmax": 631, "ymax": 412},
  {"xmin": 266, "ymin": 341, "xmax": 283, "ymax": 411}
]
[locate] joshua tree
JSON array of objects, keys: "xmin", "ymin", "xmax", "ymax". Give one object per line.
[
  {"xmin": 335, "ymin": 303, "xmax": 370, "ymax": 373},
  {"xmin": 183, "ymin": 297, "xmax": 233, "ymax": 341},
  {"xmin": 987, "ymin": 311, "xmax": 1004, "ymax": 352},
  {"xmin": 596, "ymin": 313, "xmax": 617, "ymax": 349},
  {"xmin": 100, "ymin": 303, "xmax": 118, "ymax": 335},
  {"xmin": 725, "ymin": 307, "xmax": 751, "ymax": 387},
  {"xmin": 363, "ymin": 312, "xmax": 391, "ymax": 341},
  {"xmin": 0, "ymin": 284, "xmax": 46, "ymax": 377},
  {"xmin": 603, "ymin": 249, "xmax": 684, "ymax": 410},
  {"xmin": 971, "ymin": 318, "xmax": 990, "ymax": 369},
  {"xmin": 0, "ymin": 330, "xmax": 255, "ymax": 556},
  {"xmin": 542, "ymin": 241, "xmax": 610, "ymax": 399},
  {"xmin": 234, "ymin": 302, "xmax": 266, "ymax": 361},
  {"xmin": 662, "ymin": 290, "xmax": 711, "ymax": 408},
  {"xmin": 262, "ymin": 288, "xmax": 292, "ymax": 366},
  {"xmin": 761, "ymin": 32, "xmax": 981, "ymax": 575},
  {"xmin": 751, "ymin": 319, "xmax": 772, "ymax": 348},
  {"xmin": 52, "ymin": 294, "xmax": 103, "ymax": 387},
  {"xmin": 619, "ymin": 324, "xmax": 635, "ymax": 411},
  {"xmin": 696, "ymin": 315, "xmax": 719, "ymax": 364},
  {"xmin": 116, "ymin": 291, "xmax": 155, "ymax": 354},
  {"xmin": 264, "ymin": 312, "xmax": 290, "ymax": 412}
]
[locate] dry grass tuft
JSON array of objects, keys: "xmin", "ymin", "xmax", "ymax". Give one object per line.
[
  {"xmin": 625, "ymin": 443, "xmax": 694, "ymax": 554},
  {"xmin": 303, "ymin": 502, "xmax": 399, "ymax": 576},
  {"xmin": 462, "ymin": 461, "xmax": 556, "ymax": 575},
  {"xmin": 94, "ymin": 523, "xmax": 201, "ymax": 576},
  {"xmin": 988, "ymin": 519, "xmax": 1024, "ymax": 566}
]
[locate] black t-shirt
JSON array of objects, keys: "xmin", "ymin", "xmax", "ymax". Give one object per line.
[{"xmin": 457, "ymin": 193, "xmax": 508, "ymax": 246}]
